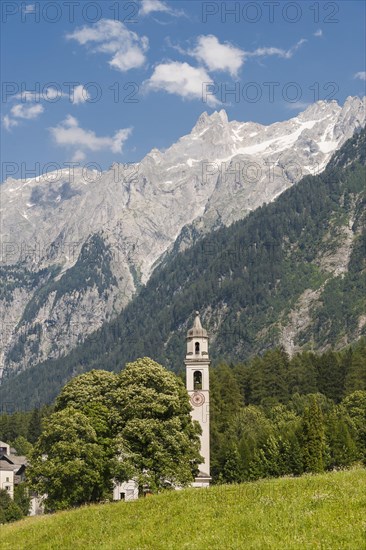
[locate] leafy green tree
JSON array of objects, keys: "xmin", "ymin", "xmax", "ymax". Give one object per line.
[
  {"xmin": 210, "ymin": 364, "xmax": 243, "ymax": 431},
  {"xmin": 325, "ymin": 407, "xmax": 357, "ymax": 469},
  {"xmin": 14, "ymin": 483, "xmax": 31, "ymax": 516},
  {"xmin": 287, "ymin": 435, "xmax": 303, "ymax": 476},
  {"xmin": 221, "ymin": 439, "xmax": 242, "ymax": 483},
  {"xmin": 250, "ymin": 349, "xmax": 290, "ymax": 406},
  {"xmin": 288, "ymin": 353, "xmax": 318, "ymax": 396},
  {"xmin": 232, "ymin": 405, "xmax": 274, "ymax": 478},
  {"xmin": 289, "ymin": 392, "xmax": 334, "ymax": 416},
  {"xmin": 111, "ymin": 358, "xmax": 202, "ymax": 492},
  {"xmin": 0, "ymin": 412, "xmax": 28, "ymax": 441},
  {"xmin": 248, "ymin": 448, "xmax": 268, "ymax": 481},
  {"xmin": 259, "ymin": 435, "xmax": 281, "ymax": 477},
  {"xmin": 55, "ymin": 370, "xmax": 118, "ymax": 413},
  {"xmin": 341, "ymin": 390, "xmax": 366, "ymax": 463},
  {"xmin": 11, "ymin": 436, "xmax": 33, "ymax": 457},
  {"xmin": 344, "ymin": 345, "xmax": 366, "ymax": 392},
  {"xmin": 28, "ymin": 408, "xmax": 114, "ymax": 512},
  {"xmin": 316, "ymin": 352, "xmax": 345, "ymax": 403},
  {"xmin": 300, "ymin": 398, "xmax": 326, "ymax": 473},
  {"xmin": 27, "ymin": 408, "xmax": 42, "ymax": 444},
  {"xmin": 0, "ymin": 489, "xmax": 23, "ymax": 523},
  {"xmin": 210, "ymin": 363, "xmax": 243, "ymax": 481},
  {"xmin": 29, "ymin": 358, "xmax": 202, "ymax": 509}
]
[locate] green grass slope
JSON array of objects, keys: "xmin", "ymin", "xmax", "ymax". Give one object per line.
[{"xmin": 2, "ymin": 468, "xmax": 365, "ymax": 550}]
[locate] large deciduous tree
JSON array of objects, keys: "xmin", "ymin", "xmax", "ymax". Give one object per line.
[
  {"xmin": 28, "ymin": 408, "xmax": 112, "ymax": 512},
  {"xmin": 29, "ymin": 358, "xmax": 201, "ymax": 510},
  {"xmin": 111, "ymin": 357, "xmax": 202, "ymax": 492}
]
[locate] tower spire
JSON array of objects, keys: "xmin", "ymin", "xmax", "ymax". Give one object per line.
[{"xmin": 185, "ymin": 311, "xmax": 211, "ymax": 487}]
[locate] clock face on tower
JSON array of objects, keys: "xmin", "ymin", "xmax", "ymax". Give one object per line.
[{"xmin": 191, "ymin": 392, "xmax": 205, "ymax": 407}]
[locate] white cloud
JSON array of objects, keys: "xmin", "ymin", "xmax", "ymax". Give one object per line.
[
  {"xmin": 314, "ymin": 29, "xmax": 323, "ymax": 37},
  {"xmin": 13, "ymin": 86, "xmax": 90, "ymax": 104},
  {"xmin": 72, "ymin": 149, "xmax": 86, "ymax": 162},
  {"xmin": 250, "ymin": 39, "xmax": 307, "ymax": 60},
  {"xmin": 14, "ymin": 90, "xmax": 39, "ymax": 102},
  {"xmin": 109, "ymin": 46, "xmax": 147, "ymax": 72},
  {"xmin": 12, "ymin": 88, "xmax": 67, "ymax": 102},
  {"xmin": 3, "ymin": 92, "xmax": 44, "ymax": 130},
  {"xmin": 3, "ymin": 115, "xmax": 19, "ymax": 131},
  {"xmin": 66, "ymin": 19, "xmax": 149, "ymax": 72},
  {"xmin": 145, "ymin": 61, "xmax": 219, "ymax": 106},
  {"xmin": 23, "ymin": 4, "xmax": 36, "ymax": 13},
  {"xmin": 145, "ymin": 36, "xmax": 306, "ymax": 107},
  {"xmin": 10, "ymin": 103, "xmax": 44, "ymax": 119},
  {"xmin": 45, "ymin": 87, "xmax": 65, "ymax": 101},
  {"xmin": 62, "ymin": 114, "xmax": 78, "ymax": 127},
  {"xmin": 71, "ymin": 85, "xmax": 90, "ymax": 104},
  {"xmin": 190, "ymin": 35, "xmax": 245, "ymax": 77},
  {"xmin": 354, "ymin": 71, "xmax": 366, "ymax": 81},
  {"xmin": 140, "ymin": 0, "xmax": 184, "ymax": 17},
  {"xmin": 286, "ymin": 101, "xmax": 311, "ymax": 111},
  {"xmin": 49, "ymin": 115, "xmax": 132, "ymax": 155}
]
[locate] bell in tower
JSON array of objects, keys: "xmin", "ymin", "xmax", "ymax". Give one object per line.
[{"xmin": 185, "ymin": 312, "xmax": 211, "ymax": 487}]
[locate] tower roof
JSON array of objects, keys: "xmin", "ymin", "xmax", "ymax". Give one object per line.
[{"xmin": 187, "ymin": 311, "xmax": 208, "ymax": 338}]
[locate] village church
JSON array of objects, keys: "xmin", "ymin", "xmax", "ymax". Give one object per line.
[
  {"xmin": 114, "ymin": 312, "xmax": 211, "ymax": 500},
  {"xmin": 1, "ymin": 313, "xmax": 211, "ymax": 508}
]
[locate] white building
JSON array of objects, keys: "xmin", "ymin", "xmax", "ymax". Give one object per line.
[
  {"xmin": 0, "ymin": 440, "xmax": 44, "ymax": 515},
  {"xmin": 113, "ymin": 480, "xmax": 139, "ymax": 501},
  {"xmin": 0, "ymin": 441, "xmax": 26, "ymax": 502},
  {"xmin": 185, "ymin": 312, "xmax": 211, "ymax": 487},
  {"xmin": 113, "ymin": 312, "xmax": 211, "ymax": 499},
  {"xmin": 0, "ymin": 462, "xmax": 14, "ymax": 499},
  {"xmin": 1, "ymin": 314, "xmax": 211, "ymax": 510}
]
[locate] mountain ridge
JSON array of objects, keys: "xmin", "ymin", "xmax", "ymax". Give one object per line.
[
  {"xmin": 0, "ymin": 97, "xmax": 365, "ymax": 377},
  {"xmin": 1, "ymin": 124, "xmax": 365, "ymax": 409}
]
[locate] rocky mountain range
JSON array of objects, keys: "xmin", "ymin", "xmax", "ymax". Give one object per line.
[
  {"xmin": 1, "ymin": 123, "xmax": 365, "ymax": 410},
  {"xmin": 1, "ymin": 96, "xmax": 365, "ymax": 378}
]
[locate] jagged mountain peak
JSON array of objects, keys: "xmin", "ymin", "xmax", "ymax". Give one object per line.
[
  {"xmin": 3, "ymin": 127, "xmax": 365, "ymax": 408},
  {"xmin": 192, "ymin": 109, "xmax": 229, "ymax": 134},
  {"xmin": 0, "ymin": 97, "xmax": 365, "ymax": 378}
]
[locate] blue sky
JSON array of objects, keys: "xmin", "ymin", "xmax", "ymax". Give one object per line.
[{"xmin": 1, "ymin": 0, "xmax": 365, "ymax": 179}]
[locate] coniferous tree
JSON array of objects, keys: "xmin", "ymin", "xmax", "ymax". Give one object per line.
[
  {"xmin": 221, "ymin": 440, "xmax": 242, "ymax": 483},
  {"xmin": 288, "ymin": 435, "xmax": 304, "ymax": 476},
  {"xmin": 0, "ymin": 489, "xmax": 23, "ymax": 523},
  {"xmin": 341, "ymin": 390, "xmax": 366, "ymax": 463},
  {"xmin": 344, "ymin": 348, "xmax": 366, "ymax": 393},
  {"xmin": 27, "ymin": 408, "xmax": 42, "ymax": 444},
  {"xmin": 248, "ymin": 448, "xmax": 268, "ymax": 481},
  {"xmin": 300, "ymin": 398, "xmax": 326, "ymax": 473},
  {"xmin": 325, "ymin": 408, "xmax": 357, "ymax": 469}
]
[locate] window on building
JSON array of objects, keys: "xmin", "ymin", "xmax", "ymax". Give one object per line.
[
  {"xmin": 195, "ymin": 342, "xmax": 200, "ymax": 354},
  {"xmin": 194, "ymin": 371, "xmax": 202, "ymax": 390},
  {"xmin": 6, "ymin": 477, "xmax": 9, "ymax": 482},
  {"xmin": 120, "ymin": 492, "xmax": 125, "ymax": 501}
]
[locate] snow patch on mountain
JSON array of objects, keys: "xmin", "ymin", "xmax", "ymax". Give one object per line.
[{"xmin": 0, "ymin": 97, "xmax": 365, "ymax": 375}]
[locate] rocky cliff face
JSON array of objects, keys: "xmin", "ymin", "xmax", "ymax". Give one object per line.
[{"xmin": 1, "ymin": 97, "xmax": 365, "ymax": 376}]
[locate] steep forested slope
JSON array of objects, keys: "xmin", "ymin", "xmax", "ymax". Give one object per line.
[{"xmin": 0, "ymin": 128, "xmax": 365, "ymax": 409}]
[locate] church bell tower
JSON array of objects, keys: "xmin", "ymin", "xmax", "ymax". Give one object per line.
[{"xmin": 185, "ymin": 312, "xmax": 211, "ymax": 487}]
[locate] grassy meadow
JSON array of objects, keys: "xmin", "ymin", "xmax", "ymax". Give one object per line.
[{"xmin": 1, "ymin": 467, "xmax": 365, "ymax": 550}]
